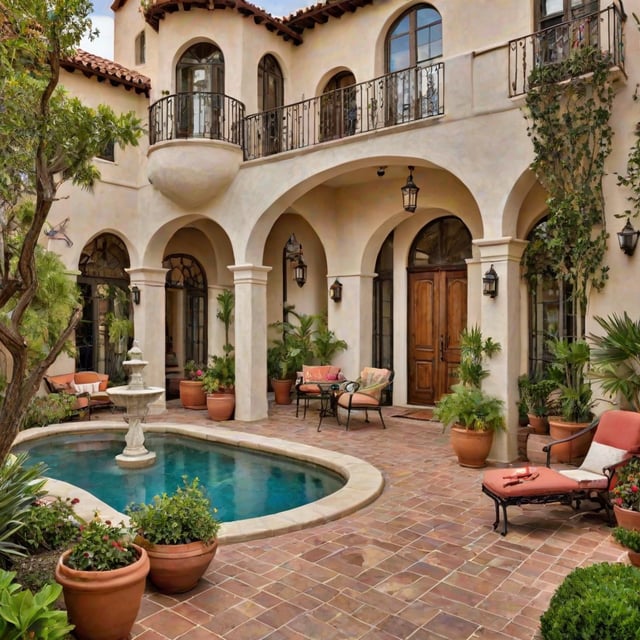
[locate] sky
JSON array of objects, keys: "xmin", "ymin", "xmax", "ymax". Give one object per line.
[{"xmin": 83, "ymin": 0, "xmax": 307, "ymax": 59}]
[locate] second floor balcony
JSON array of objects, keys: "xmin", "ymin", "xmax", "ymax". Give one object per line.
[{"xmin": 148, "ymin": 61, "xmax": 445, "ymax": 161}]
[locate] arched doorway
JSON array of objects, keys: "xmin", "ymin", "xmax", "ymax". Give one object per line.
[
  {"xmin": 163, "ymin": 254, "xmax": 208, "ymax": 369},
  {"xmin": 407, "ymin": 217, "xmax": 471, "ymax": 405},
  {"xmin": 320, "ymin": 70, "xmax": 357, "ymax": 141},
  {"xmin": 77, "ymin": 233, "xmax": 132, "ymax": 383},
  {"xmin": 258, "ymin": 54, "xmax": 284, "ymax": 155}
]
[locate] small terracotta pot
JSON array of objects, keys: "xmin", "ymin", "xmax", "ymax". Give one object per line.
[
  {"xmin": 547, "ymin": 417, "xmax": 593, "ymax": 463},
  {"xmin": 179, "ymin": 380, "xmax": 206, "ymax": 410},
  {"xmin": 54, "ymin": 545, "xmax": 149, "ymax": 640},
  {"xmin": 628, "ymin": 550, "xmax": 640, "ymax": 567},
  {"xmin": 614, "ymin": 504, "xmax": 640, "ymax": 531},
  {"xmin": 206, "ymin": 392, "xmax": 235, "ymax": 420},
  {"xmin": 527, "ymin": 414, "xmax": 548, "ymax": 435},
  {"xmin": 145, "ymin": 539, "xmax": 219, "ymax": 594},
  {"xmin": 450, "ymin": 427, "xmax": 494, "ymax": 468},
  {"xmin": 271, "ymin": 378, "xmax": 293, "ymax": 405}
]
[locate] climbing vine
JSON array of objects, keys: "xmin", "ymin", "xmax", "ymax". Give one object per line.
[{"xmin": 522, "ymin": 46, "xmax": 615, "ymax": 337}]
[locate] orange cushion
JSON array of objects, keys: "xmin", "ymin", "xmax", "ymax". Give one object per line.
[
  {"xmin": 337, "ymin": 392, "xmax": 380, "ymax": 408},
  {"xmin": 303, "ymin": 365, "xmax": 341, "ymax": 382},
  {"xmin": 482, "ymin": 467, "xmax": 580, "ymax": 498},
  {"xmin": 298, "ymin": 383, "xmax": 323, "ymax": 394},
  {"xmin": 593, "ymin": 410, "xmax": 640, "ymax": 453}
]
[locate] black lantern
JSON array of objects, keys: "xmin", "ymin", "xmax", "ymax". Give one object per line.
[
  {"xmin": 401, "ymin": 166, "xmax": 419, "ymax": 212},
  {"xmin": 329, "ymin": 279, "xmax": 343, "ymax": 302},
  {"xmin": 482, "ymin": 264, "xmax": 498, "ymax": 298},
  {"xmin": 293, "ymin": 256, "xmax": 307, "ymax": 287},
  {"xmin": 130, "ymin": 284, "xmax": 141, "ymax": 305},
  {"xmin": 617, "ymin": 218, "xmax": 640, "ymax": 256}
]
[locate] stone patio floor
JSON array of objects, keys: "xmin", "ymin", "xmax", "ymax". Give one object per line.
[{"xmin": 126, "ymin": 400, "xmax": 624, "ymax": 640}]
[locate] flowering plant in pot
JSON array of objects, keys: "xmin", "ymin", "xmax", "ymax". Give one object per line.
[
  {"xmin": 54, "ymin": 515, "xmax": 149, "ymax": 640},
  {"xmin": 125, "ymin": 476, "xmax": 221, "ymax": 594},
  {"xmin": 610, "ymin": 457, "xmax": 640, "ymax": 530},
  {"xmin": 180, "ymin": 360, "xmax": 207, "ymax": 409}
]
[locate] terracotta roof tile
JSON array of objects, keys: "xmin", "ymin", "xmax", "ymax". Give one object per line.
[{"xmin": 61, "ymin": 50, "xmax": 151, "ymax": 96}]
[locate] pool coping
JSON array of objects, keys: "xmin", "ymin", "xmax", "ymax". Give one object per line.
[{"xmin": 13, "ymin": 421, "xmax": 385, "ymax": 545}]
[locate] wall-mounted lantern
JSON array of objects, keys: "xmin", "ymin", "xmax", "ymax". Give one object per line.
[
  {"xmin": 329, "ymin": 279, "xmax": 343, "ymax": 302},
  {"xmin": 617, "ymin": 218, "xmax": 640, "ymax": 256},
  {"xmin": 130, "ymin": 284, "xmax": 141, "ymax": 305},
  {"xmin": 482, "ymin": 264, "xmax": 499, "ymax": 298}
]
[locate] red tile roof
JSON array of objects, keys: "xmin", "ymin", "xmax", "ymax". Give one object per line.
[
  {"xmin": 61, "ymin": 50, "xmax": 151, "ymax": 96},
  {"xmin": 111, "ymin": 0, "xmax": 373, "ymax": 43}
]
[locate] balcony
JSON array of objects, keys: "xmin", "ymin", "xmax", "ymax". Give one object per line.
[
  {"xmin": 508, "ymin": 4, "xmax": 625, "ymax": 98},
  {"xmin": 147, "ymin": 61, "xmax": 445, "ymax": 161}
]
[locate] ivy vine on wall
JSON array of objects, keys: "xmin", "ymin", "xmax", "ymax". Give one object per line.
[{"xmin": 521, "ymin": 46, "xmax": 615, "ymax": 338}]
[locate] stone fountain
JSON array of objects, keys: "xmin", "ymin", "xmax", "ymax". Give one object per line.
[{"xmin": 107, "ymin": 341, "xmax": 164, "ymax": 469}]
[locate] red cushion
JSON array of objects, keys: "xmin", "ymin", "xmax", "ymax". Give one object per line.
[
  {"xmin": 482, "ymin": 467, "xmax": 579, "ymax": 498},
  {"xmin": 593, "ymin": 410, "xmax": 640, "ymax": 453}
]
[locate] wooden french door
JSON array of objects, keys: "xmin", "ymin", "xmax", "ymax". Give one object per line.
[{"xmin": 408, "ymin": 269, "xmax": 467, "ymax": 405}]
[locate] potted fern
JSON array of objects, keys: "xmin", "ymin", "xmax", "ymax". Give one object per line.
[{"xmin": 433, "ymin": 326, "xmax": 505, "ymax": 467}]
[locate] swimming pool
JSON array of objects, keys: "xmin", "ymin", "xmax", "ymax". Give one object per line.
[
  {"xmin": 15, "ymin": 431, "xmax": 344, "ymax": 521},
  {"xmin": 13, "ymin": 422, "xmax": 385, "ymax": 543}
]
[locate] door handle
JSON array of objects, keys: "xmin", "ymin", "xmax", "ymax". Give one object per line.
[{"xmin": 440, "ymin": 335, "xmax": 444, "ymax": 361}]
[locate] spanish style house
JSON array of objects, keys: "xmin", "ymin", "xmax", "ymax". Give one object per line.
[{"xmin": 49, "ymin": 0, "xmax": 638, "ymax": 462}]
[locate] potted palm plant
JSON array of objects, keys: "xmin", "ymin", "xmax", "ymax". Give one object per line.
[
  {"xmin": 518, "ymin": 374, "xmax": 556, "ymax": 434},
  {"xmin": 125, "ymin": 476, "xmax": 221, "ymax": 594},
  {"xmin": 54, "ymin": 515, "xmax": 149, "ymax": 640},
  {"xmin": 546, "ymin": 337, "xmax": 595, "ymax": 462},
  {"xmin": 433, "ymin": 326, "xmax": 505, "ymax": 468}
]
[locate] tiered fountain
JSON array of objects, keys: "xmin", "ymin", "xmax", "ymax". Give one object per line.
[{"xmin": 107, "ymin": 341, "xmax": 164, "ymax": 469}]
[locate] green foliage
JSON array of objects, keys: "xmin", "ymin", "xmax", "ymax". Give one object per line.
[
  {"xmin": 611, "ymin": 457, "xmax": 640, "ymax": 512},
  {"xmin": 523, "ymin": 47, "xmax": 615, "ymax": 333},
  {"xmin": 613, "ymin": 527, "xmax": 640, "ymax": 553},
  {"xmin": 183, "ymin": 360, "xmax": 205, "ymax": 381},
  {"xmin": 21, "ymin": 393, "xmax": 78, "ymax": 430},
  {"xmin": 312, "ymin": 316, "xmax": 348, "ymax": 365},
  {"xmin": 0, "ymin": 569, "xmax": 73, "ymax": 640},
  {"xmin": 589, "ymin": 312, "xmax": 640, "ymax": 411},
  {"xmin": 0, "ymin": 453, "xmax": 47, "ymax": 567},
  {"xmin": 518, "ymin": 374, "xmax": 557, "ymax": 418},
  {"xmin": 540, "ymin": 562, "xmax": 640, "ymax": 640},
  {"xmin": 11, "ymin": 497, "xmax": 79, "ymax": 553},
  {"xmin": 547, "ymin": 337, "xmax": 594, "ymax": 422},
  {"xmin": 215, "ymin": 290, "xmax": 234, "ymax": 350},
  {"xmin": 64, "ymin": 515, "xmax": 138, "ymax": 571},
  {"xmin": 126, "ymin": 477, "xmax": 221, "ymax": 546},
  {"xmin": 434, "ymin": 326, "xmax": 504, "ymax": 432},
  {"xmin": 204, "ymin": 290, "xmax": 235, "ymax": 392}
]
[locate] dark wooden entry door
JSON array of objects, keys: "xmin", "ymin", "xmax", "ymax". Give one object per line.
[{"xmin": 408, "ymin": 269, "xmax": 467, "ymax": 405}]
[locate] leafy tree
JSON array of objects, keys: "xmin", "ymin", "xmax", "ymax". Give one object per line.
[{"xmin": 0, "ymin": 1, "xmax": 142, "ymax": 461}]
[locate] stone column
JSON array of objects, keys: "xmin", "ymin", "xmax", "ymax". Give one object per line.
[
  {"xmin": 473, "ymin": 238, "xmax": 528, "ymax": 463},
  {"xmin": 126, "ymin": 267, "xmax": 168, "ymax": 413},
  {"xmin": 229, "ymin": 264, "xmax": 271, "ymax": 421}
]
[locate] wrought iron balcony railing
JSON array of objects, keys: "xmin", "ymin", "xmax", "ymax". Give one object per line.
[
  {"xmin": 149, "ymin": 92, "xmax": 246, "ymax": 146},
  {"xmin": 243, "ymin": 62, "xmax": 444, "ymax": 160},
  {"xmin": 508, "ymin": 4, "xmax": 625, "ymax": 98},
  {"xmin": 147, "ymin": 61, "xmax": 444, "ymax": 159}
]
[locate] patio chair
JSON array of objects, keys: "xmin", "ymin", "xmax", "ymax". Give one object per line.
[
  {"xmin": 481, "ymin": 409, "xmax": 640, "ymax": 535},
  {"xmin": 295, "ymin": 365, "xmax": 342, "ymax": 418},
  {"xmin": 335, "ymin": 367, "xmax": 394, "ymax": 431}
]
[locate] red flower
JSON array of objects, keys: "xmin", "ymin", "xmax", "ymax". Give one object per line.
[
  {"xmin": 71, "ymin": 498, "xmax": 80, "ymax": 505},
  {"xmin": 632, "ymin": 485, "xmax": 639, "ymax": 493}
]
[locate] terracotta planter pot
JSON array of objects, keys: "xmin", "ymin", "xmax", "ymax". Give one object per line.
[
  {"xmin": 450, "ymin": 426, "xmax": 494, "ymax": 468},
  {"xmin": 54, "ymin": 545, "xmax": 149, "ymax": 640},
  {"xmin": 145, "ymin": 539, "xmax": 219, "ymax": 594},
  {"xmin": 628, "ymin": 550, "xmax": 640, "ymax": 567},
  {"xmin": 614, "ymin": 504, "xmax": 640, "ymax": 531},
  {"xmin": 271, "ymin": 378, "xmax": 293, "ymax": 405},
  {"xmin": 527, "ymin": 414, "xmax": 549, "ymax": 435},
  {"xmin": 179, "ymin": 380, "xmax": 206, "ymax": 410},
  {"xmin": 206, "ymin": 392, "xmax": 235, "ymax": 421},
  {"xmin": 548, "ymin": 417, "xmax": 593, "ymax": 463}
]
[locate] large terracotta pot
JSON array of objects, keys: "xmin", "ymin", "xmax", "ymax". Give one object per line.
[
  {"xmin": 206, "ymin": 392, "xmax": 235, "ymax": 421},
  {"xmin": 450, "ymin": 426, "xmax": 494, "ymax": 468},
  {"xmin": 271, "ymin": 378, "xmax": 293, "ymax": 405},
  {"xmin": 54, "ymin": 545, "xmax": 149, "ymax": 640},
  {"xmin": 179, "ymin": 380, "xmax": 206, "ymax": 410},
  {"xmin": 548, "ymin": 417, "xmax": 594, "ymax": 463},
  {"xmin": 614, "ymin": 505, "xmax": 640, "ymax": 531},
  {"xmin": 527, "ymin": 414, "xmax": 549, "ymax": 435},
  {"xmin": 144, "ymin": 539, "xmax": 219, "ymax": 594}
]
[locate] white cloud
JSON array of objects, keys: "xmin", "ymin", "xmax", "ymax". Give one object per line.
[{"xmin": 80, "ymin": 15, "xmax": 114, "ymax": 60}]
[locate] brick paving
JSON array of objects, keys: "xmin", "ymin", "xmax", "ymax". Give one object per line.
[{"xmin": 130, "ymin": 400, "xmax": 625, "ymax": 640}]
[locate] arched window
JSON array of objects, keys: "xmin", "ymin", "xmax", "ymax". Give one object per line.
[
  {"xmin": 320, "ymin": 71, "xmax": 357, "ymax": 140},
  {"xmin": 385, "ymin": 5, "xmax": 442, "ymax": 123},
  {"xmin": 409, "ymin": 217, "xmax": 471, "ymax": 267},
  {"xmin": 77, "ymin": 234, "xmax": 131, "ymax": 381},
  {"xmin": 135, "ymin": 30, "xmax": 145, "ymax": 65},
  {"xmin": 176, "ymin": 43, "xmax": 224, "ymax": 138},
  {"xmin": 258, "ymin": 54, "xmax": 284, "ymax": 156}
]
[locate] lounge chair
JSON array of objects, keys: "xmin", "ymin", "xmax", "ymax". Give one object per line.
[
  {"xmin": 295, "ymin": 365, "xmax": 342, "ymax": 418},
  {"xmin": 481, "ymin": 410, "xmax": 640, "ymax": 535}
]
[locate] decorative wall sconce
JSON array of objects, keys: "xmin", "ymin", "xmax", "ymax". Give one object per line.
[
  {"xmin": 329, "ymin": 279, "xmax": 343, "ymax": 302},
  {"xmin": 377, "ymin": 166, "xmax": 387, "ymax": 177},
  {"xmin": 401, "ymin": 166, "xmax": 419, "ymax": 212},
  {"xmin": 282, "ymin": 233, "xmax": 307, "ymax": 323},
  {"xmin": 482, "ymin": 264, "xmax": 499, "ymax": 298},
  {"xmin": 130, "ymin": 284, "xmax": 141, "ymax": 305},
  {"xmin": 617, "ymin": 218, "xmax": 640, "ymax": 256}
]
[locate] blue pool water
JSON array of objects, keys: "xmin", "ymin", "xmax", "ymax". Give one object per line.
[{"xmin": 15, "ymin": 432, "xmax": 345, "ymax": 522}]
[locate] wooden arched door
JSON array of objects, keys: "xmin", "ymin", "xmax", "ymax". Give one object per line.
[{"xmin": 407, "ymin": 217, "xmax": 471, "ymax": 405}]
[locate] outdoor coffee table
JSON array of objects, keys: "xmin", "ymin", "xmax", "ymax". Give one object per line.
[{"xmin": 316, "ymin": 381, "xmax": 344, "ymax": 431}]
